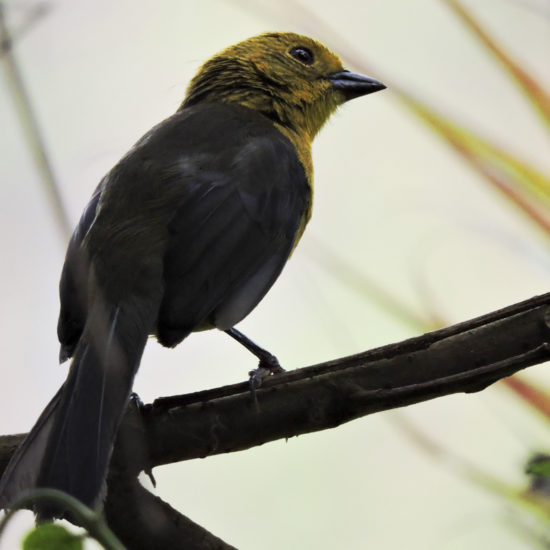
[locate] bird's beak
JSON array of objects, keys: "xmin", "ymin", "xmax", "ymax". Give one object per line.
[{"xmin": 327, "ymin": 70, "xmax": 386, "ymax": 100}]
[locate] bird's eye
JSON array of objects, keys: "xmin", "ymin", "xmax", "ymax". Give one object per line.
[{"xmin": 289, "ymin": 46, "xmax": 314, "ymax": 66}]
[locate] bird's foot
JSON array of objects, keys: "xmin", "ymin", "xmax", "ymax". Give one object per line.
[
  {"xmin": 248, "ymin": 353, "xmax": 285, "ymax": 390},
  {"xmin": 224, "ymin": 327, "xmax": 285, "ymax": 390}
]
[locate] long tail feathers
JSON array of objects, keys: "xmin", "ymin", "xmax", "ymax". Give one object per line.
[
  {"xmin": 0, "ymin": 300, "xmax": 152, "ymax": 516},
  {"xmin": 0, "ymin": 387, "xmax": 62, "ymax": 508}
]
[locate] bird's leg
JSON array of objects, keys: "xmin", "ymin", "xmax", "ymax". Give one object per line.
[{"xmin": 225, "ymin": 327, "xmax": 285, "ymax": 389}]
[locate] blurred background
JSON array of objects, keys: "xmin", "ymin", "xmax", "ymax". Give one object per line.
[{"xmin": 1, "ymin": 0, "xmax": 550, "ymax": 548}]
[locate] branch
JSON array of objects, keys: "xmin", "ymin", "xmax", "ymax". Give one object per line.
[
  {"xmin": 2, "ymin": 292, "xmax": 550, "ymax": 548},
  {"xmin": 142, "ymin": 291, "xmax": 550, "ymax": 467},
  {"xmin": 104, "ymin": 470, "xmax": 236, "ymax": 550}
]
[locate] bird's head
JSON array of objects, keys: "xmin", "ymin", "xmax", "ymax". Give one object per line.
[{"xmin": 181, "ymin": 32, "xmax": 385, "ymax": 141}]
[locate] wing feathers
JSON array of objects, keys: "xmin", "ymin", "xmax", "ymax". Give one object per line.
[{"xmin": 155, "ymin": 104, "xmax": 309, "ymax": 346}]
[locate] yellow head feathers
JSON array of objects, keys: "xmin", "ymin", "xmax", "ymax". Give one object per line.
[{"xmin": 182, "ymin": 33, "xmax": 384, "ymax": 141}]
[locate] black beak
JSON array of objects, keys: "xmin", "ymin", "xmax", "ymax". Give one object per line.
[{"xmin": 327, "ymin": 70, "xmax": 386, "ymax": 100}]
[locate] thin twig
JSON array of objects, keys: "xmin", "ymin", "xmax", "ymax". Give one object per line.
[{"xmin": 0, "ymin": 3, "xmax": 71, "ymax": 241}]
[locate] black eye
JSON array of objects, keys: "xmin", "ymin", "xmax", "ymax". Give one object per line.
[{"xmin": 289, "ymin": 46, "xmax": 314, "ymax": 66}]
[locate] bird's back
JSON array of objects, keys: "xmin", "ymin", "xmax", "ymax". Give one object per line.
[{"xmin": 58, "ymin": 102, "xmax": 312, "ymax": 351}]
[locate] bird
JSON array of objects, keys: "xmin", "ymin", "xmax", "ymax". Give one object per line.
[{"xmin": 0, "ymin": 32, "xmax": 385, "ymax": 516}]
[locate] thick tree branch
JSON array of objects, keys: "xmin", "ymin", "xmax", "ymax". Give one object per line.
[
  {"xmin": 2, "ymin": 292, "xmax": 550, "ymax": 549},
  {"xmin": 141, "ymin": 291, "xmax": 550, "ymax": 467},
  {"xmin": 104, "ymin": 465, "xmax": 236, "ymax": 550},
  {"xmin": 3, "ymin": 291, "xmax": 550, "ymax": 470}
]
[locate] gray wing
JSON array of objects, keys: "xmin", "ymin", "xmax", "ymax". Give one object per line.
[
  {"xmin": 57, "ymin": 181, "xmax": 104, "ymax": 361},
  {"xmin": 155, "ymin": 120, "xmax": 310, "ymax": 347}
]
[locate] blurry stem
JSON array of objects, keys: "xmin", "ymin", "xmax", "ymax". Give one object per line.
[
  {"xmin": 0, "ymin": 489, "xmax": 125, "ymax": 550},
  {"xmin": 399, "ymin": 93, "xmax": 550, "ymax": 237},
  {"xmin": 444, "ymin": 0, "xmax": 550, "ymax": 132},
  {"xmin": 0, "ymin": 2, "xmax": 51, "ymax": 54},
  {"xmin": 500, "ymin": 0, "xmax": 550, "ymax": 19},
  {"xmin": 391, "ymin": 414, "xmax": 550, "ymax": 519},
  {"xmin": 502, "ymin": 376, "xmax": 550, "ymax": 424},
  {"xmin": 0, "ymin": 3, "xmax": 71, "ymax": 241},
  {"xmin": 307, "ymin": 235, "xmax": 436, "ymax": 333}
]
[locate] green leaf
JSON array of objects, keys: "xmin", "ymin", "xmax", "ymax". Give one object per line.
[
  {"xmin": 22, "ymin": 524, "xmax": 83, "ymax": 550},
  {"xmin": 526, "ymin": 457, "xmax": 550, "ymax": 479}
]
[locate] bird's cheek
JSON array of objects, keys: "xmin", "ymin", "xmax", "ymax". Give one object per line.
[
  {"xmin": 315, "ymin": 79, "xmax": 337, "ymax": 100},
  {"xmin": 294, "ymin": 88, "xmax": 315, "ymax": 104},
  {"xmin": 330, "ymin": 89, "xmax": 349, "ymax": 106}
]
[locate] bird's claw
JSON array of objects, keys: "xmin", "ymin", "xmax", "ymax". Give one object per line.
[
  {"xmin": 248, "ymin": 366, "xmax": 272, "ymax": 390},
  {"xmin": 248, "ymin": 354, "xmax": 285, "ymax": 390}
]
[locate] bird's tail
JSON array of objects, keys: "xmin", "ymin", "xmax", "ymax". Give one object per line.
[
  {"xmin": 0, "ymin": 386, "xmax": 62, "ymax": 509},
  {"xmin": 0, "ymin": 298, "xmax": 154, "ymax": 515}
]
